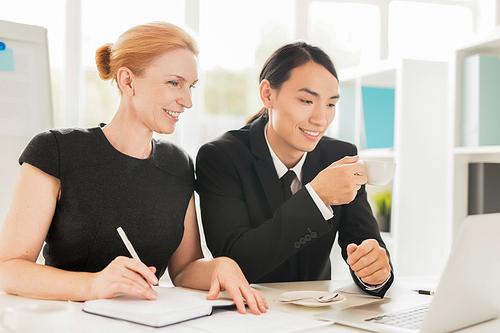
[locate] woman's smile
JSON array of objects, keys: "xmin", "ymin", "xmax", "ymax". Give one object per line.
[{"xmin": 163, "ymin": 109, "xmax": 181, "ymax": 121}]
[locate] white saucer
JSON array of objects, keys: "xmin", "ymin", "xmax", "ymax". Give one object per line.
[{"xmin": 279, "ymin": 290, "xmax": 346, "ymax": 307}]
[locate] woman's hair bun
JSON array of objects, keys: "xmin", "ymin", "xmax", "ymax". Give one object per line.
[{"xmin": 95, "ymin": 43, "xmax": 113, "ymax": 80}]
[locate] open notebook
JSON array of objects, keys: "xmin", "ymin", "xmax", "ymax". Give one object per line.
[{"xmin": 83, "ymin": 286, "xmax": 234, "ymax": 328}]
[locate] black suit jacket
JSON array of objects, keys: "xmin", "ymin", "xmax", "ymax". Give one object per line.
[{"xmin": 196, "ymin": 116, "xmax": 393, "ymax": 297}]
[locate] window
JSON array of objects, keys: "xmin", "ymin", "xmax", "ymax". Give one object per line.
[
  {"xmin": 2, "ymin": 0, "xmax": 476, "ymax": 150},
  {"xmin": 388, "ymin": 1, "xmax": 473, "ymax": 61},
  {"xmin": 309, "ymin": 1, "xmax": 380, "ymax": 69},
  {"xmin": 197, "ymin": 0, "xmax": 295, "ymax": 143}
]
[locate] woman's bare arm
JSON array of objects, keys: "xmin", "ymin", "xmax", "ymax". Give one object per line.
[{"xmin": 0, "ymin": 163, "xmax": 158, "ymax": 301}]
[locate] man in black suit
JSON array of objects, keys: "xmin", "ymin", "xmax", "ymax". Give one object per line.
[{"xmin": 196, "ymin": 42, "xmax": 393, "ymax": 297}]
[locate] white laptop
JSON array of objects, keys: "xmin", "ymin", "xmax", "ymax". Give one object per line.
[{"xmin": 315, "ymin": 213, "xmax": 500, "ymax": 332}]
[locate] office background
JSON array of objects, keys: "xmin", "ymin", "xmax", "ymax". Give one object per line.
[{"xmin": 1, "ymin": 0, "xmax": 500, "ymax": 281}]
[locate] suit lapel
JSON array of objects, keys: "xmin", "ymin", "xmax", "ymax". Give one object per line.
[{"xmin": 249, "ymin": 117, "xmax": 284, "ymax": 212}]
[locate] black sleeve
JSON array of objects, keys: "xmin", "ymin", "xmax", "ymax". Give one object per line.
[
  {"xmin": 339, "ymin": 187, "xmax": 394, "ymax": 298},
  {"xmin": 19, "ymin": 130, "xmax": 60, "ymax": 179},
  {"xmin": 336, "ymin": 145, "xmax": 394, "ymax": 298}
]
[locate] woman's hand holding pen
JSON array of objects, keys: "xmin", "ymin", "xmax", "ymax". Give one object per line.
[
  {"xmin": 89, "ymin": 256, "xmax": 158, "ymax": 300},
  {"xmin": 206, "ymin": 257, "xmax": 268, "ymax": 315}
]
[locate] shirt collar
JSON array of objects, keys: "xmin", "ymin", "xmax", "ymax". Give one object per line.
[{"xmin": 263, "ymin": 125, "xmax": 307, "ymax": 183}]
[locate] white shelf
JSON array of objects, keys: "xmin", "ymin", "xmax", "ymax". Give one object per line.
[
  {"xmin": 332, "ymin": 58, "xmax": 451, "ymax": 278},
  {"xmin": 455, "ymin": 27, "xmax": 500, "ymax": 59},
  {"xmin": 339, "ymin": 59, "xmax": 397, "ymax": 86},
  {"xmin": 450, "ymin": 27, "xmax": 500, "ymax": 236},
  {"xmin": 454, "ymin": 145, "xmax": 500, "ymax": 155}
]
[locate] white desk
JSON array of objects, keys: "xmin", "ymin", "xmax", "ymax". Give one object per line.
[
  {"xmin": 254, "ymin": 280, "xmax": 500, "ymax": 332},
  {"xmin": 1, "ymin": 279, "xmax": 499, "ymax": 332}
]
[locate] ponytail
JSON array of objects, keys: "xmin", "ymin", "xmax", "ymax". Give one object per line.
[{"xmin": 246, "ymin": 108, "xmax": 268, "ymax": 124}]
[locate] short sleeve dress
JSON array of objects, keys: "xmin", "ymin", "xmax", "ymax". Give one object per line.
[{"xmin": 18, "ymin": 126, "xmax": 194, "ymax": 279}]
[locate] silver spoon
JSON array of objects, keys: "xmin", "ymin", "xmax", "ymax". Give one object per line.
[{"xmin": 275, "ymin": 293, "xmax": 339, "ymax": 303}]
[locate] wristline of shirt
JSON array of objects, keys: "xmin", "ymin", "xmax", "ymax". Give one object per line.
[{"xmin": 305, "ymin": 183, "xmax": 334, "ymax": 220}]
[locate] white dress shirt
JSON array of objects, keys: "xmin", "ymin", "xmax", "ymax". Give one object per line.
[{"xmin": 263, "ymin": 129, "xmax": 334, "ymax": 220}]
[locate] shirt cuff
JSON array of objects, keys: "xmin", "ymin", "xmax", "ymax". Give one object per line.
[
  {"xmin": 305, "ymin": 183, "xmax": 334, "ymax": 220},
  {"xmin": 357, "ymin": 271, "xmax": 392, "ymax": 291}
]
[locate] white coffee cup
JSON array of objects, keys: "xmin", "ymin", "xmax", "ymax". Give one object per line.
[
  {"xmin": 361, "ymin": 160, "xmax": 396, "ymax": 186},
  {"xmin": 0, "ymin": 302, "xmax": 72, "ymax": 333}
]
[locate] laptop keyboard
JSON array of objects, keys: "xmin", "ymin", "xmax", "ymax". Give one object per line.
[{"xmin": 364, "ymin": 304, "xmax": 430, "ymax": 330}]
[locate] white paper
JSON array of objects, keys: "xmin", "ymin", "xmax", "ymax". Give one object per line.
[{"xmin": 185, "ymin": 308, "xmax": 331, "ymax": 333}]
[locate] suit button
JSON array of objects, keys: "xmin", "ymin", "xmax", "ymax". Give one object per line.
[
  {"xmin": 294, "ymin": 242, "xmax": 301, "ymax": 248},
  {"xmin": 308, "ymin": 228, "xmax": 317, "ymax": 238}
]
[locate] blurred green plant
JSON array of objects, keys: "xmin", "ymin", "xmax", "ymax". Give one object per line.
[{"xmin": 373, "ymin": 190, "xmax": 392, "ymax": 216}]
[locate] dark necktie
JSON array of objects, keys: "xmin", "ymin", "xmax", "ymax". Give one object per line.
[{"xmin": 281, "ymin": 170, "xmax": 296, "ymax": 201}]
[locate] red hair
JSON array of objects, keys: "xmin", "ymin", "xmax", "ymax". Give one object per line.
[{"xmin": 95, "ymin": 22, "xmax": 198, "ymax": 85}]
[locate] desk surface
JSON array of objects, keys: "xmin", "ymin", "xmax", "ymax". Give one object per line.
[
  {"xmin": 1, "ymin": 279, "xmax": 499, "ymax": 332},
  {"xmin": 255, "ymin": 280, "xmax": 500, "ymax": 333}
]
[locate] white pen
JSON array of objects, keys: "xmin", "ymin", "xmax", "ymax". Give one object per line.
[
  {"xmin": 117, "ymin": 227, "xmax": 142, "ymax": 262},
  {"xmin": 117, "ymin": 227, "xmax": 156, "ymax": 287}
]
